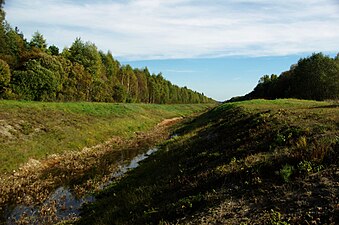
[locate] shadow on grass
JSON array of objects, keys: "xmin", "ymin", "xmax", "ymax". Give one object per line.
[
  {"xmin": 311, "ymin": 103, "xmax": 339, "ymax": 109},
  {"xmin": 78, "ymin": 103, "xmax": 339, "ymax": 225}
]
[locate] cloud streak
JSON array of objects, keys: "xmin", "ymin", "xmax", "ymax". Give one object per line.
[{"xmin": 5, "ymin": 0, "xmax": 339, "ymax": 60}]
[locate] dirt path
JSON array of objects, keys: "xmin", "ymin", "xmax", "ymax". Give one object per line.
[
  {"xmin": 0, "ymin": 117, "xmax": 183, "ymax": 224},
  {"xmin": 157, "ymin": 117, "xmax": 183, "ymax": 127}
]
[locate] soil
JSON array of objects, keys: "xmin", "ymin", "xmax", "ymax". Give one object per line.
[{"xmin": 181, "ymin": 166, "xmax": 339, "ymax": 225}]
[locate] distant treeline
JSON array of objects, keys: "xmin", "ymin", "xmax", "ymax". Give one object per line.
[
  {"xmin": 0, "ymin": 2, "xmax": 213, "ymax": 104},
  {"xmin": 229, "ymin": 53, "xmax": 339, "ymax": 102}
]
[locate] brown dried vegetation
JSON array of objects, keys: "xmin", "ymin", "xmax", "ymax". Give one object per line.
[{"xmin": 0, "ymin": 117, "xmax": 182, "ymax": 224}]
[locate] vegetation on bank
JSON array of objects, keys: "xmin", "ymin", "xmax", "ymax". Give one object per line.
[
  {"xmin": 1, "ymin": 101, "xmax": 207, "ymax": 224},
  {"xmin": 78, "ymin": 99, "xmax": 339, "ymax": 224},
  {"xmin": 0, "ymin": 1, "xmax": 213, "ymax": 104},
  {"xmin": 0, "ymin": 100, "xmax": 214, "ymax": 173},
  {"xmin": 229, "ymin": 53, "xmax": 339, "ymax": 102}
]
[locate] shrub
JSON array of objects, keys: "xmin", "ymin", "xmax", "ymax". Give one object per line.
[
  {"xmin": 279, "ymin": 164, "xmax": 294, "ymax": 182},
  {"xmin": 0, "ymin": 59, "xmax": 10, "ymax": 95}
]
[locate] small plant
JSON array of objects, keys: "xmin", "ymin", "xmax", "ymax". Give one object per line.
[
  {"xmin": 279, "ymin": 164, "xmax": 294, "ymax": 182},
  {"xmin": 311, "ymin": 137, "xmax": 333, "ymax": 162},
  {"xmin": 298, "ymin": 160, "xmax": 324, "ymax": 174},
  {"xmin": 21, "ymin": 122, "xmax": 33, "ymax": 135},
  {"xmin": 296, "ymin": 136, "xmax": 307, "ymax": 149},
  {"xmin": 275, "ymin": 132, "xmax": 286, "ymax": 145},
  {"xmin": 158, "ymin": 220, "xmax": 170, "ymax": 225},
  {"xmin": 269, "ymin": 209, "xmax": 290, "ymax": 225},
  {"xmin": 293, "ymin": 136, "xmax": 308, "ymax": 159},
  {"xmin": 176, "ymin": 194, "xmax": 203, "ymax": 211},
  {"xmin": 298, "ymin": 160, "xmax": 313, "ymax": 174}
]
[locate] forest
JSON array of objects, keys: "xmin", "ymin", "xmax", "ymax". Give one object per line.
[
  {"xmin": 0, "ymin": 1, "xmax": 213, "ymax": 104},
  {"xmin": 230, "ymin": 52, "xmax": 339, "ymax": 102}
]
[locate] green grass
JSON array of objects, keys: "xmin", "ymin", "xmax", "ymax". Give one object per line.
[
  {"xmin": 0, "ymin": 100, "xmax": 214, "ymax": 173},
  {"xmin": 231, "ymin": 98, "xmax": 330, "ymax": 108},
  {"xmin": 78, "ymin": 99, "xmax": 339, "ymax": 224}
]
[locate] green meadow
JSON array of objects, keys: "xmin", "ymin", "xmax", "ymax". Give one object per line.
[{"xmin": 0, "ymin": 100, "xmax": 214, "ymax": 173}]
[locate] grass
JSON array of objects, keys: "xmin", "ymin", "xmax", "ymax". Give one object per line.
[
  {"xmin": 77, "ymin": 99, "xmax": 339, "ymax": 224},
  {"xmin": 0, "ymin": 100, "xmax": 214, "ymax": 173}
]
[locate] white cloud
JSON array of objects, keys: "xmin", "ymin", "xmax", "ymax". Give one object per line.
[{"xmin": 5, "ymin": 0, "xmax": 339, "ymax": 60}]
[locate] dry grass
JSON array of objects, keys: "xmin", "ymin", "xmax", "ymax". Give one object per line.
[
  {"xmin": 77, "ymin": 99, "xmax": 339, "ymax": 225},
  {"xmin": 0, "ymin": 115, "xmax": 184, "ymax": 223}
]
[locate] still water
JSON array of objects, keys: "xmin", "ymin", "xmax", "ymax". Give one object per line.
[{"xmin": 7, "ymin": 147, "xmax": 159, "ymax": 224}]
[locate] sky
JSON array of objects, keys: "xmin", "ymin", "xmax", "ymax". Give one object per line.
[{"xmin": 4, "ymin": 0, "xmax": 339, "ymax": 101}]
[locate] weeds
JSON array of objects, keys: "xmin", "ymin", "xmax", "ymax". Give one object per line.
[
  {"xmin": 269, "ymin": 209, "xmax": 290, "ymax": 225},
  {"xmin": 298, "ymin": 161, "xmax": 324, "ymax": 174},
  {"xmin": 279, "ymin": 164, "xmax": 294, "ymax": 182},
  {"xmin": 20, "ymin": 122, "xmax": 33, "ymax": 135},
  {"xmin": 2, "ymin": 99, "xmax": 338, "ymax": 224},
  {"xmin": 77, "ymin": 99, "xmax": 338, "ymax": 225},
  {"xmin": 0, "ymin": 106, "xmax": 194, "ymax": 223}
]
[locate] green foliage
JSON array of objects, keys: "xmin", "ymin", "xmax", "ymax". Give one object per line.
[
  {"xmin": 90, "ymin": 79, "xmax": 113, "ymax": 102},
  {"xmin": 61, "ymin": 62, "xmax": 92, "ymax": 101},
  {"xmin": 30, "ymin": 31, "xmax": 47, "ymax": 51},
  {"xmin": 269, "ymin": 210, "xmax": 290, "ymax": 225},
  {"xmin": 297, "ymin": 160, "xmax": 324, "ymax": 175},
  {"xmin": 0, "ymin": 23, "xmax": 28, "ymax": 68},
  {"xmin": 279, "ymin": 164, "xmax": 294, "ymax": 182},
  {"xmin": 291, "ymin": 53, "xmax": 339, "ymax": 100},
  {"xmin": 275, "ymin": 132, "xmax": 286, "ymax": 145},
  {"xmin": 0, "ymin": 8, "xmax": 213, "ymax": 104},
  {"xmin": 67, "ymin": 38, "xmax": 102, "ymax": 78},
  {"xmin": 0, "ymin": 22, "xmax": 213, "ymax": 104},
  {"xmin": 296, "ymin": 136, "xmax": 307, "ymax": 150},
  {"xmin": 112, "ymin": 84, "xmax": 127, "ymax": 102},
  {"xmin": 48, "ymin": 45, "xmax": 59, "ymax": 56},
  {"xmin": 0, "ymin": 0, "xmax": 4, "ymax": 22},
  {"xmin": 0, "ymin": 58, "xmax": 10, "ymax": 94},
  {"xmin": 175, "ymin": 194, "xmax": 204, "ymax": 211},
  {"xmin": 12, "ymin": 58, "xmax": 59, "ymax": 100},
  {"xmin": 240, "ymin": 53, "xmax": 339, "ymax": 102},
  {"xmin": 0, "ymin": 100, "xmax": 213, "ymax": 172},
  {"xmin": 0, "ymin": 1, "xmax": 5, "ymax": 43}
]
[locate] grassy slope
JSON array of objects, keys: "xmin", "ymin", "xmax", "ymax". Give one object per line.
[
  {"xmin": 0, "ymin": 101, "xmax": 214, "ymax": 173},
  {"xmin": 78, "ymin": 99, "xmax": 339, "ymax": 225}
]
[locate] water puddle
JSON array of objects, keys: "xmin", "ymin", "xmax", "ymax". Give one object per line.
[
  {"xmin": 170, "ymin": 133, "xmax": 179, "ymax": 139},
  {"xmin": 6, "ymin": 147, "xmax": 159, "ymax": 224},
  {"xmin": 102, "ymin": 147, "xmax": 158, "ymax": 188}
]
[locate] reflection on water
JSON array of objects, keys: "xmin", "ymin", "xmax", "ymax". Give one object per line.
[
  {"xmin": 113, "ymin": 148, "xmax": 157, "ymax": 177},
  {"xmin": 8, "ymin": 187, "xmax": 95, "ymax": 224},
  {"xmin": 7, "ymin": 147, "xmax": 159, "ymax": 224}
]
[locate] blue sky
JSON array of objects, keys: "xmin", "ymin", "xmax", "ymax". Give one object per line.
[{"xmin": 4, "ymin": 0, "xmax": 339, "ymax": 101}]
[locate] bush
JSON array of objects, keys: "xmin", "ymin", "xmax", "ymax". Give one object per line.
[
  {"xmin": 0, "ymin": 59, "xmax": 10, "ymax": 95},
  {"xmin": 12, "ymin": 59, "xmax": 59, "ymax": 101},
  {"xmin": 279, "ymin": 164, "xmax": 294, "ymax": 182},
  {"xmin": 112, "ymin": 84, "xmax": 127, "ymax": 103}
]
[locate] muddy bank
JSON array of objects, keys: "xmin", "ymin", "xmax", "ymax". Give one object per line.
[
  {"xmin": 0, "ymin": 117, "xmax": 183, "ymax": 224},
  {"xmin": 7, "ymin": 147, "xmax": 159, "ymax": 224}
]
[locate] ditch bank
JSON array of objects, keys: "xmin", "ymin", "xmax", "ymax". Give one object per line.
[
  {"xmin": 0, "ymin": 117, "xmax": 183, "ymax": 224},
  {"xmin": 77, "ymin": 99, "xmax": 339, "ymax": 225}
]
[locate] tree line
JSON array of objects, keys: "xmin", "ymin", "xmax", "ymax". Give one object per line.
[
  {"xmin": 229, "ymin": 53, "xmax": 339, "ymax": 102},
  {"xmin": 0, "ymin": 2, "xmax": 213, "ymax": 104}
]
